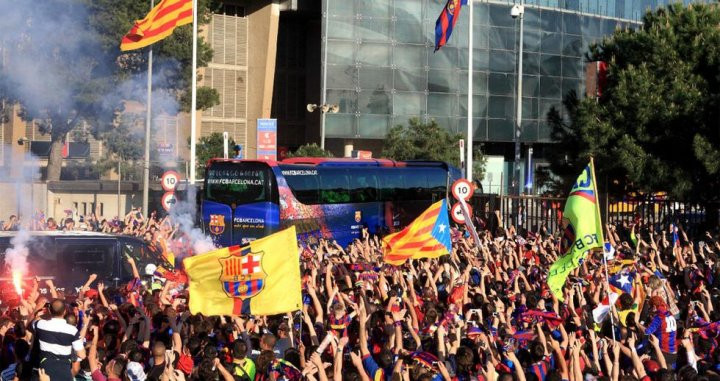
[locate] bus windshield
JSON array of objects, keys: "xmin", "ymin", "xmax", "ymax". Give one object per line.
[{"xmin": 205, "ymin": 162, "xmax": 271, "ymax": 206}]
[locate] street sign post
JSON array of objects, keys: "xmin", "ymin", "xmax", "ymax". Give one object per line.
[
  {"xmin": 161, "ymin": 170, "xmax": 180, "ymax": 192},
  {"xmin": 161, "ymin": 192, "xmax": 177, "ymax": 212},
  {"xmin": 451, "ymin": 178, "xmax": 473, "ymax": 201},
  {"xmin": 451, "ymin": 202, "xmax": 472, "ymax": 224}
]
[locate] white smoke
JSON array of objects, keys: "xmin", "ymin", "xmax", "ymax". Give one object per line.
[
  {"xmin": 169, "ymin": 186, "xmax": 215, "ymax": 256},
  {"xmin": 6, "ymin": 229, "xmax": 29, "ymax": 275},
  {"xmin": 6, "ymin": 152, "xmax": 42, "ymax": 278}
]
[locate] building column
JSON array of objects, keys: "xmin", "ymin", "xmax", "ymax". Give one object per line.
[
  {"xmin": 343, "ymin": 140, "xmax": 354, "ymax": 158},
  {"xmin": 246, "ymin": 2, "xmax": 280, "ymax": 159}
]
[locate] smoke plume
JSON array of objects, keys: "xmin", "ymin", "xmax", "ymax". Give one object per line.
[
  {"xmin": 169, "ymin": 186, "xmax": 215, "ymax": 256},
  {"xmin": 6, "ymin": 152, "xmax": 42, "ymax": 281}
]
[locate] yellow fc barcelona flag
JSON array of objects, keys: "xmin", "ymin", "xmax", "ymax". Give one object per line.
[
  {"xmin": 183, "ymin": 226, "xmax": 302, "ymax": 316},
  {"xmin": 547, "ymin": 160, "xmax": 605, "ymax": 301}
]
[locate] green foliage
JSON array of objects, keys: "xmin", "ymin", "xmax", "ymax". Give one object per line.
[
  {"xmin": 547, "ymin": 3, "xmax": 720, "ymax": 202},
  {"xmin": 383, "ymin": 118, "xmax": 486, "ymax": 179},
  {"xmin": 192, "ymin": 132, "xmax": 235, "ymax": 178},
  {"xmin": 287, "ymin": 143, "xmax": 334, "ymax": 158},
  {"xmin": 471, "ymin": 146, "xmax": 488, "ymax": 182},
  {"xmin": 94, "ymin": 114, "xmax": 145, "ymax": 180}
]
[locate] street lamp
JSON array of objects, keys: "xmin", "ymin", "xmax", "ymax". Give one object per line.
[
  {"xmin": 308, "ymin": 103, "xmax": 340, "ymax": 149},
  {"xmin": 512, "ymin": 1, "xmax": 525, "ymax": 196},
  {"xmin": 307, "ymin": 103, "xmax": 340, "ymax": 114}
]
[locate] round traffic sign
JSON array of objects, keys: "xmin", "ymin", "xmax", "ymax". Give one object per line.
[
  {"xmin": 161, "ymin": 170, "xmax": 181, "ymax": 192},
  {"xmin": 451, "ymin": 179, "xmax": 473, "ymax": 201},
  {"xmin": 161, "ymin": 192, "xmax": 177, "ymax": 212},
  {"xmin": 451, "ymin": 202, "xmax": 473, "ymax": 225}
]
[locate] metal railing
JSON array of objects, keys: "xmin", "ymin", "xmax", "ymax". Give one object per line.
[{"xmin": 473, "ymin": 194, "xmax": 709, "ymax": 235}]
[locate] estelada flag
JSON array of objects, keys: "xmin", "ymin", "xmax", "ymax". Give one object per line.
[
  {"xmin": 120, "ymin": 0, "xmax": 193, "ymax": 51},
  {"xmin": 547, "ymin": 161, "xmax": 605, "ymax": 300},
  {"xmin": 183, "ymin": 226, "xmax": 302, "ymax": 316},
  {"xmin": 383, "ymin": 199, "xmax": 452, "ymax": 266},
  {"xmin": 435, "ymin": 0, "xmax": 468, "ymax": 51}
]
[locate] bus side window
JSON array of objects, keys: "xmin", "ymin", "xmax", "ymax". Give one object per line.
[
  {"xmin": 402, "ymin": 168, "xmax": 430, "ymax": 201},
  {"xmin": 377, "ymin": 169, "xmax": 404, "ymax": 202},
  {"xmin": 349, "ymin": 173, "xmax": 378, "ymax": 203},
  {"xmin": 284, "ymin": 172, "xmax": 320, "ymax": 204},
  {"xmin": 319, "ymin": 168, "xmax": 350, "ymax": 204},
  {"xmin": 427, "ymin": 168, "xmax": 449, "ymax": 202}
]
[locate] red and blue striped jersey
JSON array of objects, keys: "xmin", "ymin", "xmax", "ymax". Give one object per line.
[{"xmin": 645, "ymin": 311, "xmax": 677, "ymax": 354}]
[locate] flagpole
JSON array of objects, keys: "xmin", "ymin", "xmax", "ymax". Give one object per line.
[
  {"xmin": 591, "ymin": 155, "xmax": 614, "ymax": 340},
  {"xmin": 602, "ymin": 253, "xmax": 616, "ymax": 341},
  {"xmin": 589, "ymin": 156, "xmax": 605, "ymax": 244},
  {"xmin": 189, "ymin": 0, "xmax": 198, "ymax": 185},
  {"xmin": 466, "ymin": 0, "xmax": 473, "ymax": 181},
  {"xmin": 142, "ymin": 0, "xmax": 155, "ymax": 217}
]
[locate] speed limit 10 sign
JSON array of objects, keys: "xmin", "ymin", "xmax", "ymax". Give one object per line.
[
  {"xmin": 161, "ymin": 170, "xmax": 181, "ymax": 192},
  {"xmin": 451, "ymin": 178, "xmax": 473, "ymax": 201},
  {"xmin": 451, "ymin": 202, "xmax": 473, "ymax": 224}
]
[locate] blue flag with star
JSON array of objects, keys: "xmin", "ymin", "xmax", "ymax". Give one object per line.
[{"xmin": 609, "ymin": 272, "xmax": 635, "ymax": 295}]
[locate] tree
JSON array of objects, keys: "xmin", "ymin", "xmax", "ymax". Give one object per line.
[
  {"xmin": 383, "ymin": 118, "xmax": 486, "ymax": 179},
  {"xmin": 192, "ymin": 132, "xmax": 234, "ymax": 178},
  {"xmin": 287, "ymin": 143, "xmax": 334, "ymax": 158},
  {"xmin": 546, "ymin": 3, "xmax": 720, "ymax": 203},
  {"xmin": 0, "ymin": 0, "xmax": 219, "ymax": 181},
  {"xmin": 95, "ymin": 114, "xmax": 146, "ymax": 181}
]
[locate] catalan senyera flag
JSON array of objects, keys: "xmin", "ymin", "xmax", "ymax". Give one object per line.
[
  {"xmin": 120, "ymin": 0, "xmax": 193, "ymax": 51},
  {"xmin": 547, "ymin": 161, "xmax": 605, "ymax": 301},
  {"xmin": 183, "ymin": 226, "xmax": 302, "ymax": 316},
  {"xmin": 383, "ymin": 199, "xmax": 452, "ymax": 266},
  {"xmin": 435, "ymin": 0, "xmax": 468, "ymax": 52}
]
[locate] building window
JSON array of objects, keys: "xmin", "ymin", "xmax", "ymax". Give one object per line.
[{"xmin": 222, "ymin": 4, "xmax": 244, "ymax": 17}]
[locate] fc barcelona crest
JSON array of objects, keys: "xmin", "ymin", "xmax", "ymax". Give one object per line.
[
  {"xmin": 209, "ymin": 214, "xmax": 225, "ymax": 235},
  {"xmin": 218, "ymin": 246, "xmax": 266, "ymax": 300},
  {"xmin": 447, "ymin": 0, "xmax": 458, "ymax": 12},
  {"xmin": 354, "ymin": 210, "xmax": 362, "ymax": 223}
]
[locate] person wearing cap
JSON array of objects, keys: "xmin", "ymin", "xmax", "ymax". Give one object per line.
[
  {"xmin": 125, "ymin": 361, "xmax": 146, "ymax": 381},
  {"xmin": 233, "ymin": 144, "xmax": 243, "ymax": 159}
]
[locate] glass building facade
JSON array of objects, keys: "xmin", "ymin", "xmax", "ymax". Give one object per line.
[{"xmin": 321, "ymin": 0, "xmax": 652, "ymax": 145}]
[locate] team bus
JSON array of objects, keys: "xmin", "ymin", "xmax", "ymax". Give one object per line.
[{"xmin": 201, "ymin": 158, "xmax": 463, "ymax": 247}]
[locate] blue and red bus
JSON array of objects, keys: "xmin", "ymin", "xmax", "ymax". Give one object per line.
[{"xmin": 201, "ymin": 158, "xmax": 462, "ymax": 247}]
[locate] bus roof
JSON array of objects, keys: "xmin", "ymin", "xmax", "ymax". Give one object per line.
[
  {"xmin": 280, "ymin": 157, "xmax": 396, "ymax": 167},
  {"xmin": 206, "ymin": 158, "xmax": 451, "ymax": 168}
]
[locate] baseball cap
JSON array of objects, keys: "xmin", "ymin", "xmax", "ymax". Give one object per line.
[{"xmin": 126, "ymin": 361, "xmax": 146, "ymax": 381}]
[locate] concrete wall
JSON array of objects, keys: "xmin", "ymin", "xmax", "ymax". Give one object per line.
[
  {"xmin": 0, "ymin": 182, "xmax": 145, "ymax": 224},
  {"xmin": 245, "ymin": 1, "xmax": 280, "ymax": 159},
  {"xmin": 46, "ymin": 189, "xmax": 142, "ymax": 222}
]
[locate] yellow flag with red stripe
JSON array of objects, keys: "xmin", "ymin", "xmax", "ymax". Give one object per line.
[
  {"xmin": 120, "ymin": 0, "xmax": 193, "ymax": 51},
  {"xmin": 183, "ymin": 226, "xmax": 302, "ymax": 316},
  {"xmin": 383, "ymin": 200, "xmax": 452, "ymax": 266}
]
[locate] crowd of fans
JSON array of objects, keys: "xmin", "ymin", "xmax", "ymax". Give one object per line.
[
  {"xmin": 1, "ymin": 209, "xmax": 176, "ymax": 238},
  {"xmin": 0, "ymin": 208, "xmax": 716, "ymax": 381}
]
